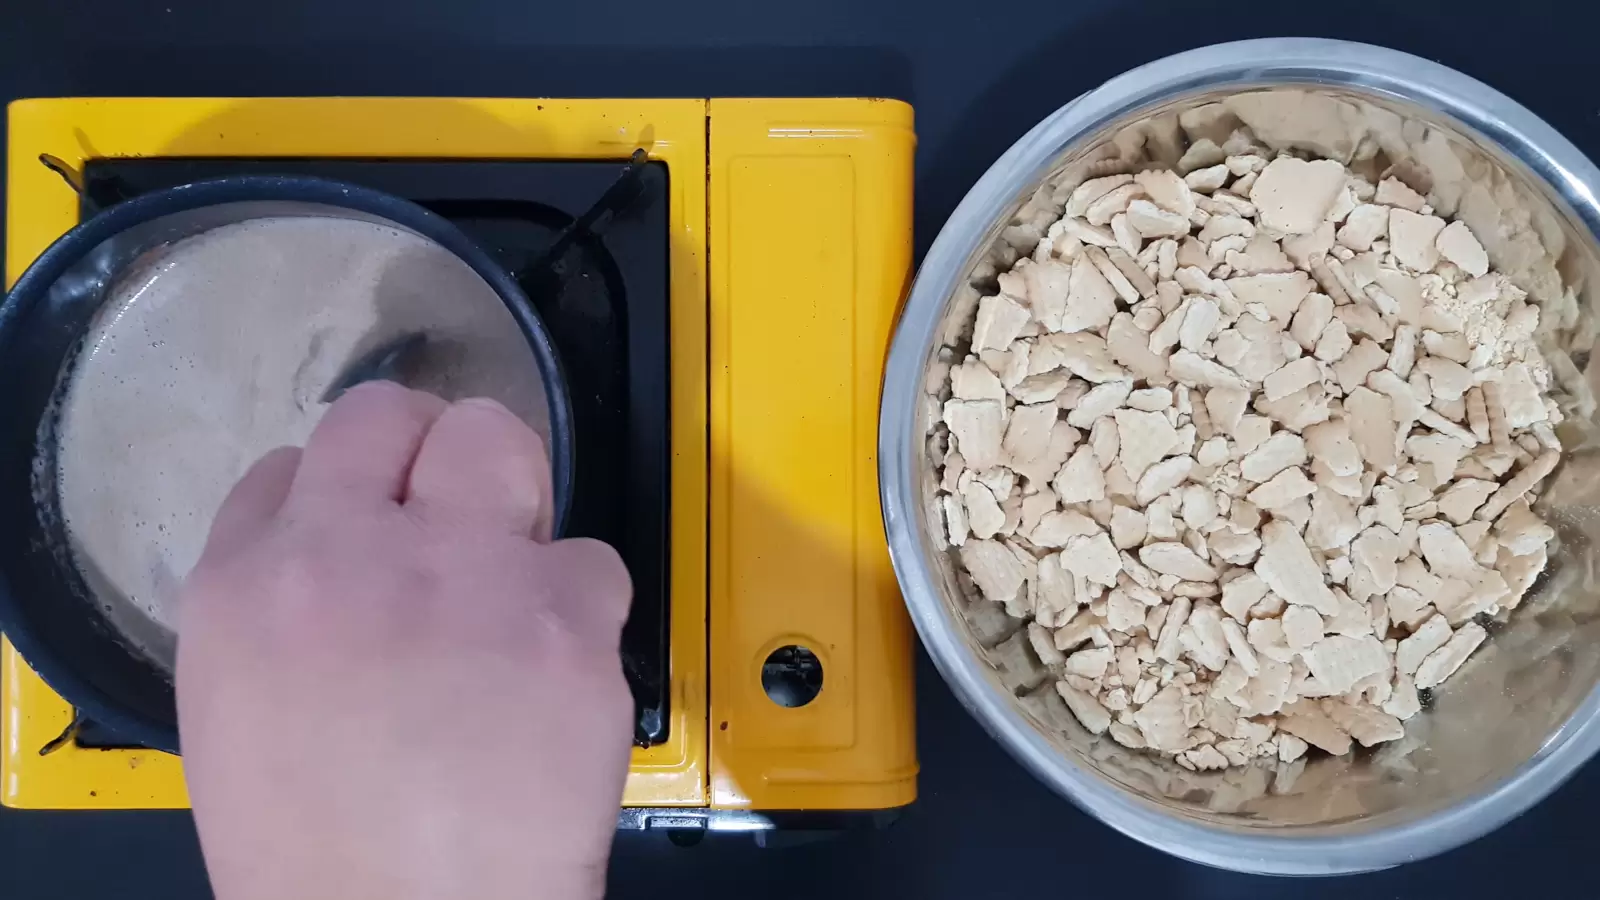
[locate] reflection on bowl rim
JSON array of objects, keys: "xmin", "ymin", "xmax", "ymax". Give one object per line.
[{"xmin": 880, "ymin": 37, "xmax": 1600, "ymax": 874}]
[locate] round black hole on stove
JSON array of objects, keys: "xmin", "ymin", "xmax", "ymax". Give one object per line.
[{"xmin": 761, "ymin": 645, "xmax": 823, "ymax": 708}]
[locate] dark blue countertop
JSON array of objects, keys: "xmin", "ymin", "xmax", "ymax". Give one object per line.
[{"xmin": 2, "ymin": 0, "xmax": 1593, "ymax": 895}]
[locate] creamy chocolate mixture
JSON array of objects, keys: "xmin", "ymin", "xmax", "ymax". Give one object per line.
[{"xmin": 55, "ymin": 215, "xmax": 550, "ymax": 668}]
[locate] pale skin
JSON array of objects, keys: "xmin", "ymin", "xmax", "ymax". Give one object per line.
[{"xmin": 177, "ymin": 381, "xmax": 633, "ymax": 900}]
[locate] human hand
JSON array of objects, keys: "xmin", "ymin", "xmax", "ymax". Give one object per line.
[{"xmin": 177, "ymin": 382, "xmax": 633, "ymax": 900}]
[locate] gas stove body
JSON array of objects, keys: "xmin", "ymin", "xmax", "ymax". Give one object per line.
[{"xmin": 2, "ymin": 97, "xmax": 917, "ymax": 830}]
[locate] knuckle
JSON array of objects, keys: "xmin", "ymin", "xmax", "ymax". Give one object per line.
[{"xmin": 443, "ymin": 398, "xmax": 544, "ymax": 460}]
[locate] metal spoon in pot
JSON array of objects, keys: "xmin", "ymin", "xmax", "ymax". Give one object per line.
[{"xmin": 320, "ymin": 331, "xmax": 429, "ymax": 403}]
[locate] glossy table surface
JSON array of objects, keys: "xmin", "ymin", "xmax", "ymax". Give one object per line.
[{"xmin": 1, "ymin": 0, "xmax": 1593, "ymax": 895}]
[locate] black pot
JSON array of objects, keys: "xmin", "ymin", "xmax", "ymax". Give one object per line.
[{"xmin": 0, "ymin": 176, "xmax": 576, "ymax": 754}]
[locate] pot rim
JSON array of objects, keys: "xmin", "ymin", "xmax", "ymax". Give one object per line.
[
  {"xmin": 880, "ymin": 37, "xmax": 1600, "ymax": 875},
  {"xmin": 0, "ymin": 174, "xmax": 577, "ymax": 753}
]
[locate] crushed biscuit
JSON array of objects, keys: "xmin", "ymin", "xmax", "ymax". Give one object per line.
[{"xmin": 932, "ymin": 145, "xmax": 1563, "ymax": 769}]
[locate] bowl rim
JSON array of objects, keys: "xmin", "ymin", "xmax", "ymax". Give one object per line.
[{"xmin": 880, "ymin": 37, "xmax": 1600, "ymax": 875}]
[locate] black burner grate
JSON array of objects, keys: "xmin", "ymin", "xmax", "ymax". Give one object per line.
[{"xmin": 70, "ymin": 156, "xmax": 673, "ymax": 747}]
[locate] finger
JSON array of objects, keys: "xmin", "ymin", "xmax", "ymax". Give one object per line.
[
  {"xmin": 199, "ymin": 446, "xmax": 302, "ymax": 560},
  {"xmin": 404, "ymin": 397, "xmax": 553, "ymax": 539},
  {"xmin": 535, "ymin": 537, "xmax": 634, "ymax": 636},
  {"xmin": 289, "ymin": 382, "xmax": 447, "ymax": 506}
]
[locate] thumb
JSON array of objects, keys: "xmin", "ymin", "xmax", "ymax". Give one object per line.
[{"xmin": 199, "ymin": 446, "xmax": 303, "ymax": 562}]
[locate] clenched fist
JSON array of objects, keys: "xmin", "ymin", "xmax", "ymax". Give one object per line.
[{"xmin": 178, "ymin": 382, "xmax": 632, "ymax": 900}]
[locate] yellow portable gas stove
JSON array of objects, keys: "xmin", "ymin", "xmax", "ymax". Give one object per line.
[{"xmin": 1, "ymin": 97, "xmax": 918, "ymax": 831}]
